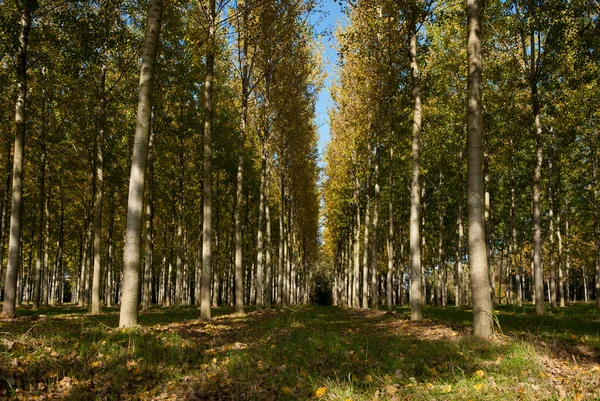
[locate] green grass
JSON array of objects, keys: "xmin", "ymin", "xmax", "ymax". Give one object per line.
[{"xmin": 1, "ymin": 302, "xmax": 599, "ymax": 400}]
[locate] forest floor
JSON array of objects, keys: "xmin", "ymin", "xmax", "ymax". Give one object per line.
[{"xmin": 0, "ymin": 302, "xmax": 599, "ymax": 400}]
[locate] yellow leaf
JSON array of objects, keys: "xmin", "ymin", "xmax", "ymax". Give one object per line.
[
  {"xmin": 495, "ymin": 356, "xmax": 503, "ymax": 364},
  {"xmin": 282, "ymin": 386, "xmax": 293, "ymax": 394},
  {"xmin": 475, "ymin": 370, "xmax": 485, "ymax": 378},
  {"xmin": 473, "ymin": 383, "xmax": 484, "ymax": 391},
  {"xmin": 574, "ymin": 393, "xmax": 584, "ymax": 401},
  {"xmin": 385, "ymin": 385, "xmax": 397, "ymax": 395},
  {"xmin": 442, "ymin": 385, "xmax": 452, "ymax": 393},
  {"xmin": 200, "ymin": 363, "xmax": 209, "ymax": 370},
  {"xmin": 316, "ymin": 387, "xmax": 327, "ymax": 398},
  {"xmin": 89, "ymin": 361, "xmax": 100, "ymax": 368},
  {"xmin": 365, "ymin": 374, "xmax": 373, "ymax": 383},
  {"xmin": 46, "ymin": 371, "xmax": 57, "ymax": 379}
]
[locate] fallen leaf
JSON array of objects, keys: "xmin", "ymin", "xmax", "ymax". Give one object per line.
[
  {"xmin": 282, "ymin": 386, "xmax": 293, "ymax": 394},
  {"xmin": 384, "ymin": 385, "xmax": 397, "ymax": 395},
  {"xmin": 475, "ymin": 369, "xmax": 485, "ymax": 378},
  {"xmin": 473, "ymin": 383, "xmax": 484, "ymax": 391},
  {"xmin": 365, "ymin": 374, "xmax": 373, "ymax": 383},
  {"xmin": 442, "ymin": 384, "xmax": 452, "ymax": 393},
  {"xmin": 316, "ymin": 387, "xmax": 327, "ymax": 398}
]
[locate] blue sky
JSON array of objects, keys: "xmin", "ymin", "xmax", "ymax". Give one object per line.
[{"xmin": 310, "ymin": 1, "xmax": 345, "ymax": 167}]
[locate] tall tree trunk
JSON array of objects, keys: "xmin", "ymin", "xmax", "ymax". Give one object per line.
[
  {"xmin": 256, "ymin": 144, "xmax": 266, "ymax": 308},
  {"xmin": 278, "ymin": 178, "xmax": 284, "ymax": 307},
  {"xmin": 175, "ymin": 142, "xmax": 184, "ymax": 308},
  {"xmin": 362, "ymin": 188, "xmax": 370, "ymax": 309},
  {"xmin": 409, "ymin": 18, "xmax": 422, "ymax": 321},
  {"xmin": 143, "ymin": 131, "xmax": 155, "ymax": 311},
  {"xmin": 456, "ymin": 149, "xmax": 464, "ymax": 307},
  {"xmin": 549, "ymin": 149, "xmax": 556, "ymax": 308},
  {"xmin": 595, "ymin": 155, "xmax": 600, "ymax": 307},
  {"xmin": 200, "ymin": 0, "xmax": 216, "ymax": 319},
  {"xmin": 106, "ymin": 207, "xmax": 114, "ymax": 307},
  {"xmin": 565, "ymin": 200, "xmax": 571, "ymax": 301},
  {"xmin": 387, "ymin": 148, "xmax": 394, "ymax": 313},
  {"xmin": 371, "ymin": 144, "xmax": 380, "ymax": 310},
  {"xmin": 557, "ymin": 189, "xmax": 565, "ymax": 307},
  {"xmin": 2, "ymin": 3, "xmax": 31, "ymax": 317},
  {"xmin": 511, "ymin": 139, "xmax": 522, "ymax": 307},
  {"xmin": 91, "ymin": 64, "xmax": 106, "ymax": 314},
  {"xmin": 119, "ymin": 0, "xmax": 163, "ymax": 328},
  {"xmin": 43, "ymin": 166, "xmax": 51, "ymax": 307},
  {"xmin": 353, "ymin": 169, "xmax": 360, "ymax": 308},
  {"xmin": 265, "ymin": 161, "xmax": 272, "ymax": 309},
  {"xmin": 467, "ymin": 0, "xmax": 493, "ymax": 338},
  {"xmin": 438, "ymin": 164, "xmax": 444, "ymax": 306},
  {"xmin": 33, "ymin": 129, "xmax": 45, "ymax": 310},
  {"xmin": 530, "ymin": 30, "xmax": 545, "ymax": 315}
]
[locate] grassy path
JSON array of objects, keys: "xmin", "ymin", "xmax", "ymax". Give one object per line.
[{"xmin": 1, "ymin": 304, "xmax": 599, "ymax": 400}]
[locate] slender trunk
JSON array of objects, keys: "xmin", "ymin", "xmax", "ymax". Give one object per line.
[
  {"xmin": 565, "ymin": 198, "xmax": 571, "ymax": 302},
  {"xmin": 353, "ymin": 169, "xmax": 360, "ymax": 308},
  {"xmin": 33, "ymin": 133, "xmax": 45, "ymax": 310},
  {"xmin": 119, "ymin": 0, "xmax": 163, "ymax": 328},
  {"xmin": 142, "ymin": 131, "xmax": 155, "ymax": 311},
  {"xmin": 256, "ymin": 144, "xmax": 266, "ymax": 308},
  {"xmin": 175, "ymin": 143, "xmax": 184, "ymax": 308},
  {"xmin": 387, "ymin": 148, "xmax": 394, "ymax": 313},
  {"xmin": 467, "ymin": 0, "xmax": 493, "ymax": 338},
  {"xmin": 371, "ymin": 144, "xmax": 380, "ymax": 310},
  {"xmin": 200, "ymin": 0, "xmax": 216, "ymax": 319},
  {"xmin": 362, "ymin": 192, "xmax": 370, "ymax": 308},
  {"xmin": 0, "ymin": 169, "xmax": 11, "ymax": 289},
  {"xmin": 549, "ymin": 150, "xmax": 556, "ymax": 308},
  {"xmin": 43, "ymin": 167, "xmax": 51, "ymax": 307},
  {"xmin": 596, "ymin": 154, "xmax": 600, "ymax": 307},
  {"xmin": 409, "ymin": 18, "xmax": 422, "ymax": 321},
  {"xmin": 457, "ymin": 149, "xmax": 464, "ymax": 307},
  {"xmin": 558, "ymin": 198, "xmax": 565, "ymax": 307},
  {"xmin": 91, "ymin": 64, "xmax": 106, "ymax": 314},
  {"xmin": 265, "ymin": 161, "xmax": 272, "ymax": 308},
  {"xmin": 438, "ymin": 165, "xmax": 444, "ymax": 306},
  {"xmin": 511, "ymin": 140, "xmax": 522, "ymax": 307},
  {"xmin": 106, "ymin": 209, "xmax": 114, "ymax": 307},
  {"xmin": 278, "ymin": 175, "xmax": 284, "ymax": 306},
  {"xmin": 2, "ymin": 4, "xmax": 31, "ymax": 317}
]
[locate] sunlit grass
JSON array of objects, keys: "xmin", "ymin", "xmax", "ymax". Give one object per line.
[{"xmin": 1, "ymin": 302, "xmax": 599, "ymax": 399}]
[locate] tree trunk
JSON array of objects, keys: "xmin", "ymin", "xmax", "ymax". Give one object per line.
[
  {"xmin": 33, "ymin": 130, "xmax": 45, "ymax": 310},
  {"xmin": 278, "ymin": 176, "xmax": 284, "ymax": 306},
  {"xmin": 595, "ymin": 155, "xmax": 600, "ymax": 307},
  {"xmin": 265, "ymin": 161, "xmax": 272, "ymax": 309},
  {"xmin": 549, "ymin": 150, "xmax": 556, "ymax": 308},
  {"xmin": 2, "ymin": 4, "xmax": 31, "ymax": 317},
  {"xmin": 119, "ymin": 0, "xmax": 163, "ymax": 328},
  {"xmin": 200, "ymin": 0, "xmax": 216, "ymax": 319},
  {"xmin": 256, "ymin": 144, "xmax": 266, "ymax": 308},
  {"xmin": 371, "ymin": 144, "xmax": 380, "ymax": 311},
  {"xmin": 409, "ymin": 18, "xmax": 422, "ymax": 321},
  {"xmin": 91, "ymin": 64, "xmax": 106, "ymax": 314},
  {"xmin": 142, "ymin": 131, "xmax": 155, "ymax": 311},
  {"xmin": 387, "ymin": 148, "xmax": 394, "ymax": 313},
  {"xmin": 467, "ymin": 0, "xmax": 493, "ymax": 338},
  {"xmin": 456, "ymin": 149, "xmax": 464, "ymax": 307},
  {"xmin": 362, "ymin": 192, "xmax": 370, "ymax": 309},
  {"xmin": 353, "ymin": 169, "xmax": 360, "ymax": 308},
  {"xmin": 175, "ymin": 142, "xmax": 184, "ymax": 308}
]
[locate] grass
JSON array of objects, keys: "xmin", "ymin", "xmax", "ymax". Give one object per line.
[{"xmin": 0, "ymin": 302, "xmax": 599, "ymax": 400}]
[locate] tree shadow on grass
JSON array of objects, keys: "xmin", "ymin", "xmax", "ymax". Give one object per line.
[{"xmin": 2, "ymin": 304, "xmax": 597, "ymax": 400}]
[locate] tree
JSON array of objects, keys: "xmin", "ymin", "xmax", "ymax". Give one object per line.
[
  {"xmin": 119, "ymin": 0, "xmax": 163, "ymax": 328},
  {"xmin": 467, "ymin": 0, "xmax": 493, "ymax": 338},
  {"xmin": 2, "ymin": 0, "xmax": 34, "ymax": 318}
]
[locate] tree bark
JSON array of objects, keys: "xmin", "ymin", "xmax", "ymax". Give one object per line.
[
  {"xmin": 33, "ymin": 129, "xmax": 45, "ymax": 310},
  {"xmin": 200, "ymin": 0, "xmax": 216, "ymax": 319},
  {"xmin": 456, "ymin": 149, "xmax": 464, "ymax": 307},
  {"xmin": 387, "ymin": 148, "xmax": 394, "ymax": 313},
  {"xmin": 256, "ymin": 144, "xmax": 266, "ymax": 308},
  {"xmin": 549, "ymin": 149, "xmax": 557, "ymax": 308},
  {"xmin": 2, "ymin": 4, "xmax": 31, "ymax": 317},
  {"xmin": 91, "ymin": 63, "xmax": 106, "ymax": 314},
  {"xmin": 371, "ymin": 144, "xmax": 380, "ymax": 311},
  {"xmin": 353, "ymin": 168, "xmax": 360, "ymax": 308},
  {"xmin": 467, "ymin": 0, "xmax": 493, "ymax": 338},
  {"xmin": 409, "ymin": 18, "xmax": 422, "ymax": 321},
  {"xmin": 119, "ymin": 0, "xmax": 163, "ymax": 328},
  {"xmin": 142, "ymin": 131, "xmax": 155, "ymax": 311}
]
